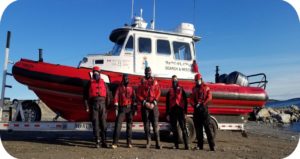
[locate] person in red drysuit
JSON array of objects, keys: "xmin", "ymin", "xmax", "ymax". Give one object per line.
[
  {"xmin": 112, "ymin": 74, "xmax": 136, "ymax": 149},
  {"xmin": 166, "ymin": 75, "xmax": 189, "ymax": 150},
  {"xmin": 137, "ymin": 67, "xmax": 162, "ymax": 149},
  {"xmin": 190, "ymin": 73, "xmax": 215, "ymax": 151},
  {"xmin": 84, "ymin": 66, "xmax": 109, "ymax": 148}
]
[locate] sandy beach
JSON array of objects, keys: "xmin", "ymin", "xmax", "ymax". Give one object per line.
[{"xmin": 1, "ymin": 122, "xmax": 299, "ymax": 159}]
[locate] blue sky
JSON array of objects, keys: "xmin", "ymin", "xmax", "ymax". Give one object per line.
[{"xmin": 0, "ymin": 0, "xmax": 299, "ymax": 100}]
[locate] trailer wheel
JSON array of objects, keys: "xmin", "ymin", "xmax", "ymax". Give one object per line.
[
  {"xmin": 178, "ymin": 117, "xmax": 196, "ymax": 144},
  {"xmin": 209, "ymin": 117, "xmax": 218, "ymax": 139},
  {"xmin": 16, "ymin": 101, "xmax": 41, "ymax": 122},
  {"xmin": 203, "ymin": 117, "xmax": 218, "ymax": 142}
]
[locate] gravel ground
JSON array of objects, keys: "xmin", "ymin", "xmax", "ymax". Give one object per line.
[{"xmin": 0, "ymin": 123, "xmax": 299, "ymax": 159}]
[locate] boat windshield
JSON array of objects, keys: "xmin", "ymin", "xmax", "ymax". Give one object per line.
[{"xmin": 111, "ymin": 34, "xmax": 127, "ymax": 56}]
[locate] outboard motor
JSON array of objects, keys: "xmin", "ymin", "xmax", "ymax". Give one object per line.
[
  {"xmin": 226, "ymin": 71, "xmax": 249, "ymax": 86},
  {"xmin": 218, "ymin": 74, "xmax": 228, "ymax": 83}
]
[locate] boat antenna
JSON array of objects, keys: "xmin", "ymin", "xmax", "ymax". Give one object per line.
[
  {"xmin": 151, "ymin": 0, "xmax": 156, "ymax": 30},
  {"xmin": 131, "ymin": 0, "xmax": 134, "ymax": 20},
  {"xmin": 193, "ymin": 0, "xmax": 196, "ymax": 25}
]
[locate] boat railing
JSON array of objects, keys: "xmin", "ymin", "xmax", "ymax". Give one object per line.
[
  {"xmin": 247, "ymin": 73, "xmax": 268, "ymax": 89},
  {"xmin": 214, "ymin": 66, "xmax": 268, "ymax": 89}
]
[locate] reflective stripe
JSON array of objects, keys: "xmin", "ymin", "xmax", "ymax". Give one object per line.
[{"xmin": 0, "ymin": 122, "xmax": 170, "ymax": 131}]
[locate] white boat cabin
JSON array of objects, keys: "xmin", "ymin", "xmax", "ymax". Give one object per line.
[{"xmin": 79, "ymin": 16, "xmax": 201, "ymax": 79}]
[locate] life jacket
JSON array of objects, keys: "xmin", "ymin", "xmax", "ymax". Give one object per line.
[
  {"xmin": 114, "ymin": 85, "xmax": 134, "ymax": 106},
  {"xmin": 137, "ymin": 77, "xmax": 160, "ymax": 103},
  {"xmin": 168, "ymin": 86, "xmax": 185, "ymax": 109},
  {"xmin": 89, "ymin": 79, "xmax": 106, "ymax": 98},
  {"xmin": 191, "ymin": 83, "xmax": 211, "ymax": 107}
]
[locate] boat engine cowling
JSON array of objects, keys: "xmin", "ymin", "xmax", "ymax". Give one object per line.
[
  {"xmin": 217, "ymin": 71, "xmax": 249, "ymax": 86},
  {"xmin": 217, "ymin": 74, "xmax": 228, "ymax": 83},
  {"xmin": 226, "ymin": 71, "xmax": 249, "ymax": 86}
]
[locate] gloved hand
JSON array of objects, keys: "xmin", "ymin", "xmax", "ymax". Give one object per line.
[
  {"xmin": 142, "ymin": 100, "xmax": 147, "ymax": 106},
  {"xmin": 114, "ymin": 103, "xmax": 118, "ymax": 110},
  {"xmin": 84, "ymin": 100, "xmax": 89, "ymax": 112},
  {"xmin": 114, "ymin": 103, "xmax": 119, "ymax": 116},
  {"xmin": 145, "ymin": 102, "xmax": 155, "ymax": 109},
  {"xmin": 145, "ymin": 102, "xmax": 151, "ymax": 108},
  {"xmin": 166, "ymin": 115, "xmax": 170, "ymax": 121},
  {"xmin": 153, "ymin": 100, "xmax": 157, "ymax": 106},
  {"xmin": 150, "ymin": 103, "xmax": 155, "ymax": 109}
]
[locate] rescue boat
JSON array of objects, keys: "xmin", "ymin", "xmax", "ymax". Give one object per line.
[{"xmin": 12, "ymin": 15, "xmax": 268, "ymax": 122}]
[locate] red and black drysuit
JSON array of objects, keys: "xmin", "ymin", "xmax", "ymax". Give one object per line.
[
  {"xmin": 190, "ymin": 83, "xmax": 215, "ymax": 150},
  {"xmin": 166, "ymin": 86, "xmax": 189, "ymax": 149},
  {"xmin": 84, "ymin": 78, "xmax": 110, "ymax": 146},
  {"xmin": 113, "ymin": 85, "xmax": 136, "ymax": 145},
  {"xmin": 137, "ymin": 77, "xmax": 161, "ymax": 148}
]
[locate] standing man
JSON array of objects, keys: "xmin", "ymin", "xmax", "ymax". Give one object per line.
[
  {"xmin": 112, "ymin": 74, "xmax": 136, "ymax": 149},
  {"xmin": 166, "ymin": 75, "xmax": 189, "ymax": 150},
  {"xmin": 190, "ymin": 73, "xmax": 215, "ymax": 151},
  {"xmin": 84, "ymin": 66, "xmax": 109, "ymax": 148},
  {"xmin": 137, "ymin": 67, "xmax": 162, "ymax": 149}
]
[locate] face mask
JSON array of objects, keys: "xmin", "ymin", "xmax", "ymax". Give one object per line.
[
  {"xmin": 123, "ymin": 77, "xmax": 129, "ymax": 86},
  {"xmin": 93, "ymin": 73, "xmax": 100, "ymax": 81},
  {"xmin": 196, "ymin": 80, "xmax": 202, "ymax": 86},
  {"xmin": 172, "ymin": 80, "xmax": 178, "ymax": 88},
  {"xmin": 145, "ymin": 73, "xmax": 151, "ymax": 79}
]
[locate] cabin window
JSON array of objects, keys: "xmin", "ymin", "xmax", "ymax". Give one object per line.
[
  {"xmin": 173, "ymin": 42, "xmax": 192, "ymax": 61},
  {"xmin": 157, "ymin": 40, "xmax": 171, "ymax": 55},
  {"xmin": 95, "ymin": 60, "xmax": 104, "ymax": 64},
  {"xmin": 125, "ymin": 36, "xmax": 133, "ymax": 52},
  {"xmin": 111, "ymin": 35, "xmax": 126, "ymax": 56},
  {"xmin": 139, "ymin": 37, "xmax": 152, "ymax": 53}
]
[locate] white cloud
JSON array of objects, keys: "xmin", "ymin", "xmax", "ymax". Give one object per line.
[{"xmin": 0, "ymin": 0, "xmax": 16, "ymax": 23}]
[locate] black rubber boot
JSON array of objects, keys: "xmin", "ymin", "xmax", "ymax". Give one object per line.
[
  {"xmin": 155, "ymin": 140, "xmax": 162, "ymax": 149},
  {"xmin": 173, "ymin": 144, "xmax": 179, "ymax": 149},
  {"xmin": 185, "ymin": 144, "xmax": 190, "ymax": 150},
  {"xmin": 127, "ymin": 139, "xmax": 132, "ymax": 148},
  {"xmin": 195, "ymin": 145, "xmax": 203, "ymax": 150},
  {"xmin": 101, "ymin": 131, "xmax": 108, "ymax": 148},
  {"xmin": 155, "ymin": 131, "xmax": 162, "ymax": 149},
  {"xmin": 101, "ymin": 134, "xmax": 108, "ymax": 148},
  {"xmin": 95, "ymin": 139, "xmax": 100, "ymax": 148},
  {"xmin": 101, "ymin": 142, "xmax": 108, "ymax": 148},
  {"xmin": 145, "ymin": 136, "xmax": 151, "ymax": 149}
]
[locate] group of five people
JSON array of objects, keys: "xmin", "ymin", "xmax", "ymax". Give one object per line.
[{"xmin": 84, "ymin": 66, "xmax": 215, "ymax": 151}]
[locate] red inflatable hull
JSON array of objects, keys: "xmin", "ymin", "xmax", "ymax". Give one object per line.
[{"xmin": 12, "ymin": 59, "xmax": 268, "ymax": 121}]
